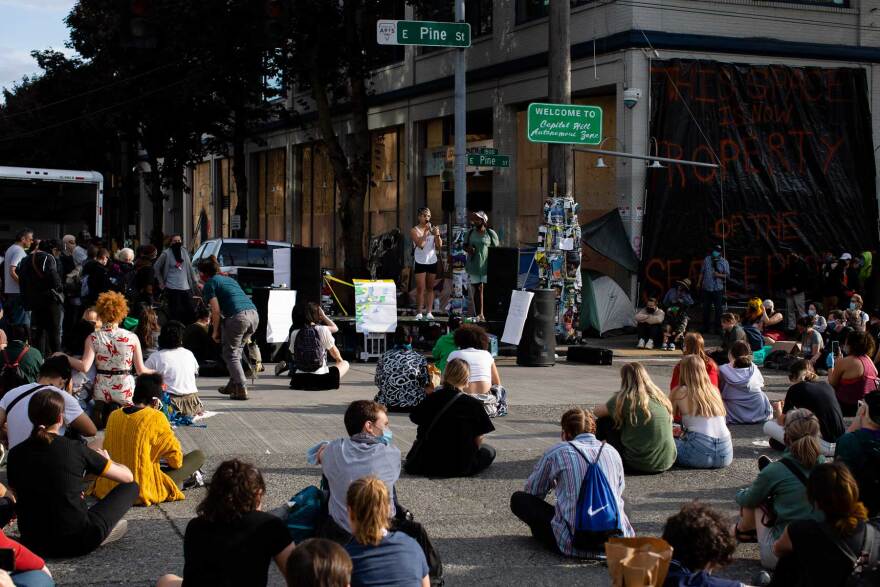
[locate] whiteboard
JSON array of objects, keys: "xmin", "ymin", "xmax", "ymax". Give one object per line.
[
  {"xmin": 501, "ymin": 290, "xmax": 534, "ymax": 345},
  {"xmin": 354, "ymin": 279, "xmax": 397, "ymax": 333},
  {"xmin": 266, "ymin": 290, "xmax": 296, "ymax": 343}
]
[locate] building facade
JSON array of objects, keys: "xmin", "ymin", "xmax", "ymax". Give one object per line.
[{"xmin": 181, "ymin": 0, "xmax": 880, "ymax": 300}]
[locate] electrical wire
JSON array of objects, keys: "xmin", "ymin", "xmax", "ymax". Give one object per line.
[
  {"xmin": 0, "ymin": 73, "xmax": 199, "ymax": 143},
  {"xmin": 0, "ymin": 60, "xmax": 186, "ymax": 119}
]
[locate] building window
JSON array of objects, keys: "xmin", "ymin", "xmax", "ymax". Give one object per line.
[
  {"xmin": 419, "ymin": 0, "xmax": 492, "ymax": 42},
  {"xmin": 515, "ymin": 0, "xmax": 592, "ymax": 25},
  {"xmin": 253, "ymin": 148, "xmax": 287, "ymax": 242}
]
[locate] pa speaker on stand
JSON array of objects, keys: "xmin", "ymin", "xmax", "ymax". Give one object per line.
[
  {"xmin": 290, "ymin": 247, "xmax": 322, "ymax": 307},
  {"xmin": 484, "ymin": 247, "xmax": 518, "ymax": 321},
  {"xmin": 516, "ymin": 288, "xmax": 556, "ymax": 367}
]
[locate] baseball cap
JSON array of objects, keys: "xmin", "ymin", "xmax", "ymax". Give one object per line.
[
  {"xmin": 473, "ymin": 211, "xmax": 488, "ymax": 224},
  {"xmin": 840, "ymin": 252, "xmax": 853, "ymax": 261}
]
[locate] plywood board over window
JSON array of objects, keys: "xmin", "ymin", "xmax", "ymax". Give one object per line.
[
  {"xmin": 299, "ymin": 143, "xmax": 338, "ymax": 269},
  {"xmin": 192, "ymin": 161, "xmax": 213, "ymax": 247},
  {"xmin": 218, "ymin": 158, "xmax": 238, "ymax": 238},
  {"xmin": 368, "ymin": 128, "xmax": 405, "ymax": 246},
  {"xmin": 254, "ymin": 148, "xmax": 287, "ymax": 242}
]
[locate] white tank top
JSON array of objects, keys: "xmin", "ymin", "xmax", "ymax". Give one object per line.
[
  {"xmin": 414, "ymin": 228, "xmax": 437, "ymax": 265},
  {"xmin": 682, "ymin": 414, "xmax": 730, "ymax": 440}
]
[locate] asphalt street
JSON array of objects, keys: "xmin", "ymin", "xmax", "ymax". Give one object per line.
[{"xmin": 5, "ymin": 339, "xmax": 791, "ymax": 586}]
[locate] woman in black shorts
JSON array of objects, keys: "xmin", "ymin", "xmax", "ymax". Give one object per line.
[{"xmin": 410, "ymin": 207, "xmax": 442, "ymax": 320}]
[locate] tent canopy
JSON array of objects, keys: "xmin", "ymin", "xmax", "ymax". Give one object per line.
[
  {"xmin": 581, "ymin": 270, "xmax": 636, "ymax": 336},
  {"xmin": 581, "ymin": 210, "xmax": 640, "ymax": 273}
]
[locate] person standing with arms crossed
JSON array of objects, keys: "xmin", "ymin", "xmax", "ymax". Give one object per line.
[
  {"xmin": 464, "ymin": 211, "xmax": 499, "ymax": 322},
  {"xmin": 410, "ymin": 207, "xmax": 442, "ymax": 320},
  {"xmin": 698, "ymin": 244, "xmax": 730, "ymax": 334}
]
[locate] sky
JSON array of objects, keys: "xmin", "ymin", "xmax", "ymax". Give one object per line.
[{"xmin": 0, "ymin": 0, "xmax": 78, "ymax": 93}]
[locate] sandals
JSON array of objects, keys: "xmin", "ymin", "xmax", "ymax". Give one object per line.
[{"xmin": 735, "ymin": 524, "xmax": 758, "ymax": 543}]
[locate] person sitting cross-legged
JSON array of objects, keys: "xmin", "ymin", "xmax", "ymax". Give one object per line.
[
  {"xmin": 634, "ymin": 297, "xmax": 664, "ymax": 349},
  {"xmin": 145, "ymin": 321, "xmax": 204, "ymax": 417},
  {"xmin": 93, "ymin": 374, "xmax": 206, "ymax": 506},
  {"xmin": 314, "ymin": 400, "xmax": 442, "ymax": 583},
  {"xmin": 374, "ymin": 326, "xmax": 431, "ymax": 411},
  {"xmin": 156, "ymin": 459, "xmax": 294, "ymax": 587},
  {"xmin": 404, "ymin": 359, "xmax": 495, "ymax": 478},
  {"xmin": 289, "ymin": 302, "xmax": 349, "ymax": 390},
  {"xmin": 344, "ymin": 477, "xmax": 429, "ymax": 587},
  {"xmin": 510, "ymin": 407, "xmax": 634, "ymax": 556},
  {"xmin": 7, "ymin": 389, "xmax": 138, "ymax": 558}
]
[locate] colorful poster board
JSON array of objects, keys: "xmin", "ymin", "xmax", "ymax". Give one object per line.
[{"xmin": 354, "ymin": 279, "xmax": 397, "ymax": 333}]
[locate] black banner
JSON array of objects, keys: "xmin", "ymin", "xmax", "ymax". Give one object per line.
[{"xmin": 642, "ymin": 59, "xmax": 877, "ymax": 300}]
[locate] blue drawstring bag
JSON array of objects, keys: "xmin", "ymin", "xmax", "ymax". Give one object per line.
[{"xmin": 569, "ymin": 442, "xmax": 623, "ymax": 549}]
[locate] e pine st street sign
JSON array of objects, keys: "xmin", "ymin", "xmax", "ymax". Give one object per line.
[{"xmin": 376, "ymin": 20, "xmax": 471, "ymax": 48}]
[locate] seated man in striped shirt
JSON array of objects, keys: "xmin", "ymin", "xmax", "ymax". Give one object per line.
[{"xmin": 510, "ymin": 407, "xmax": 635, "ymax": 556}]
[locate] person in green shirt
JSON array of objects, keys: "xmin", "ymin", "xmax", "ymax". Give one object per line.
[
  {"xmin": 431, "ymin": 315, "xmax": 461, "ymax": 372},
  {"xmin": 593, "ymin": 362, "xmax": 676, "ymax": 474},
  {"xmin": 2, "ymin": 325, "xmax": 43, "ymax": 385},
  {"xmin": 734, "ymin": 408, "xmax": 824, "ymax": 570},
  {"xmin": 464, "ymin": 211, "xmax": 499, "ymax": 321}
]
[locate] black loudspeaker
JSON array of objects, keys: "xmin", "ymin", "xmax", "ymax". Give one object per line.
[
  {"xmin": 516, "ymin": 288, "xmax": 557, "ymax": 367},
  {"xmin": 484, "ymin": 247, "xmax": 518, "ymax": 320},
  {"xmin": 567, "ymin": 345, "xmax": 613, "ymax": 365},
  {"xmin": 291, "ymin": 247, "xmax": 322, "ymax": 306}
]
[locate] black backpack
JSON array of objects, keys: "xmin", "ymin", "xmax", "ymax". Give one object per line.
[
  {"xmin": 822, "ymin": 520, "xmax": 880, "ymax": 587},
  {"xmin": 0, "ymin": 345, "xmax": 31, "ymax": 397},
  {"xmin": 293, "ymin": 326, "xmax": 324, "ymax": 373}
]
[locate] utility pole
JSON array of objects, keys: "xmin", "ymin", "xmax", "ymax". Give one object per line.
[
  {"xmin": 547, "ymin": 0, "xmax": 572, "ymax": 195},
  {"xmin": 454, "ymin": 0, "xmax": 467, "ymax": 224}
]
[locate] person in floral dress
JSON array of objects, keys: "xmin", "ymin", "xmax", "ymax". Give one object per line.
[{"xmin": 64, "ymin": 291, "xmax": 154, "ymax": 428}]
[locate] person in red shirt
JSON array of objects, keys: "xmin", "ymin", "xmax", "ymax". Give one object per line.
[
  {"xmin": 0, "ymin": 528, "xmax": 54, "ymax": 585},
  {"xmin": 670, "ymin": 332, "xmax": 719, "ymax": 391}
]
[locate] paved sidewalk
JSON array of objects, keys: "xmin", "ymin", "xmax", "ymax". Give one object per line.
[{"xmin": 12, "ymin": 346, "xmax": 789, "ymax": 586}]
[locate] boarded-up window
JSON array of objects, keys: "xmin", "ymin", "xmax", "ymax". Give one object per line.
[
  {"xmin": 368, "ymin": 128, "xmax": 405, "ymax": 244},
  {"xmin": 299, "ymin": 144, "xmax": 338, "ymax": 269},
  {"xmin": 254, "ymin": 148, "xmax": 287, "ymax": 241},
  {"xmin": 192, "ymin": 161, "xmax": 213, "ymax": 247},
  {"xmin": 218, "ymin": 158, "xmax": 239, "ymax": 238}
]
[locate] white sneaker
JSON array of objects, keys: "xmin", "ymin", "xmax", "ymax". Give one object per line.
[
  {"xmin": 637, "ymin": 339, "xmax": 646, "ymax": 349},
  {"xmin": 646, "ymin": 339, "xmax": 654, "ymax": 349},
  {"xmin": 426, "ymin": 312, "xmax": 435, "ymax": 320},
  {"xmin": 101, "ymin": 519, "xmax": 128, "ymax": 546},
  {"xmin": 415, "ymin": 313, "xmax": 423, "ymax": 320}
]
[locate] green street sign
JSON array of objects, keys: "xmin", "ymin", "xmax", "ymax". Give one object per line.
[
  {"xmin": 376, "ymin": 20, "xmax": 471, "ymax": 48},
  {"xmin": 526, "ymin": 102, "xmax": 603, "ymax": 145},
  {"xmin": 467, "ymin": 153, "xmax": 510, "ymax": 167},
  {"xmin": 480, "ymin": 147, "xmax": 498, "ymax": 155}
]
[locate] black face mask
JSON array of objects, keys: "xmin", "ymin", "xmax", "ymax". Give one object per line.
[{"xmin": 646, "ymin": 307, "xmax": 656, "ymax": 313}]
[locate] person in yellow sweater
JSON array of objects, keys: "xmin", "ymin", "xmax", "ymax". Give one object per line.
[{"xmin": 93, "ymin": 374, "xmax": 205, "ymax": 506}]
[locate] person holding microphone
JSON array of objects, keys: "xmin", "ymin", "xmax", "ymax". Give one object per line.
[{"xmin": 410, "ymin": 207, "xmax": 442, "ymax": 320}]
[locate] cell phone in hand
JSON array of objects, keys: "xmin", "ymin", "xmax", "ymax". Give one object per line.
[
  {"xmin": 832, "ymin": 341, "xmax": 840, "ymax": 356},
  {"xmin": 0, "ymin": 548, "xmax": 14, "ymax": 571}
]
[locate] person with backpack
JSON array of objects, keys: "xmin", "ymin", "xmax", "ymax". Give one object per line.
[
  {"xmin": 734, "ymin": 409, "xmax": 825, "ymax": 570},
  {"xmin": 510, "ymin": 407, "xmax": 634, "ymax": 556},
  {"xmin": 0, "ymin": 356, "xmax": 96, "ymax": 450},
  {"xmin": 198, "ymin": 256, "xmax": 260, "ymax": 401},
  {"xmin": 404, "ymin": 359, "xmax": 495, "ymax": 477},
  {"xmin": 288, "ymin": 302, "xmax": 349, "ymax": 383},
  {"xmin": 771, "ymin": 462, "xmax": 878, "ymax": 587},
  {"xmin": 374, "ymin": 326, "xmax": 431, "ymax": 411},
  {"xmin": 0, "ymin": 325, "xmax": 43, "ymax": 396},
  {"xmin": 18, "ymin": 239, "xmax": 64, "ymax": 356},
  {"xmin": 835, "ymin": 391, "xmax": 880, "ymax": 517}
]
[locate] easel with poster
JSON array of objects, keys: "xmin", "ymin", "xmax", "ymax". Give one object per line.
[{"xmin": 535, "ymin": 186, "xmax": 582, "ymax": 341}]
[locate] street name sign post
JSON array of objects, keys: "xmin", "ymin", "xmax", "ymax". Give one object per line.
[
  {"xmin": 467, "ymin": 153, "xmax": 510, "ymax": 167},
  {"xmin": 376, "ymin": 20, "xmax": 471, "ymax": 47},
  {"xmin": 526, "ymin": 102, "xmax": 603, "ymax": 145}
]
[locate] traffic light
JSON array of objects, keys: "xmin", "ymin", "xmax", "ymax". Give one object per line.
[
  {"xmin": 120, "ymin": 0, "xmax": 157, "ymax": 49},
  {"xmin": 263, "ymin": 0, "xmax": 289, "ymax": 46}
]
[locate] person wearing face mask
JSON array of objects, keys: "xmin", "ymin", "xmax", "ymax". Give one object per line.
[
  {"xmin": 843, "ymin": 293, "xmax": 869, "ymax": 333},
  {"xmin": 80, "ymin": 248, "xmax": 112, "ymax": 307},
  {"xmin": 314, "ymin": 400, "xmax": 444, "ymax": 583},
  {"xmin": 635, "ymin": 297, "xmax": 665, "ymax": 349},
  {"xmin": 373, "ymin": 327, "xmax": 431, "ymax": 411},
  {"xmin": 805, "ymin": 302, "xmax": 826, "ymax": 334},
  {"xmin": 464, "ymin": 211, "xmax": 499, "ymax": 321},
  {"xmin": 698, "ymin": 244, "xmax": 729, "ymax": 334},
  {"xmin": 154, "ymin": 235, "xmax": 199, "ymax": 325}
]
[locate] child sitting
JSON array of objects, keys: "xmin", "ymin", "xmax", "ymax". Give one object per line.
[{"xmin": 145, "ymin": 321, "xmax": 203, "ymax": 417}]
